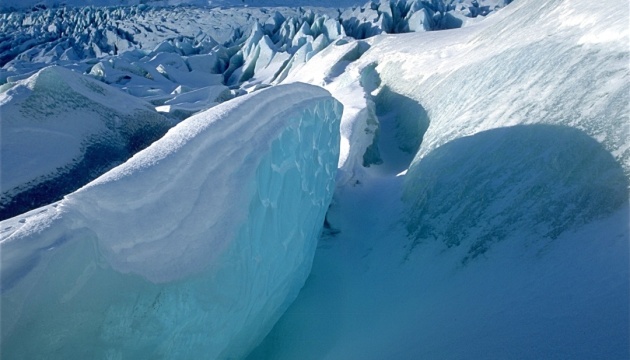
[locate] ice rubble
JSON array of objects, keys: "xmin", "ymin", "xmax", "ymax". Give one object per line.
[
  {"xmin": 0, "ymin": 83, "xmax": 342, "ymax": 359},
  {"xmin": 0, "ymin": 65, "xmax": 170, "ymax": 220}
]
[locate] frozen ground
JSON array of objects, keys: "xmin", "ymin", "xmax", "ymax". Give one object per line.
[{"xmin": 0, "ymin": 0, "xmax": 628, "ymax": 358}]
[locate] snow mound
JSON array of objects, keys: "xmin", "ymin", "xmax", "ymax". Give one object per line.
[
  {"xmin": 0, "ymin": 65, "xmax": 170, "ymax": 220},
  {"xmin": 68, "ymin": 82, "xmax": 341, "ymax": 282},
  {"xmin": 0, "ymin": 83, "xmax": 342, "ymax": 359},
  {"xmin": 2, "ymin": 84, "xmax": 341, "ymax": 358}
]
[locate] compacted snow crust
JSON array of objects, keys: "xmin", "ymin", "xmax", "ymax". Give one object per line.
[{"xmin": 0, "ymin": 83, "xmax": 342, "ymax": 359}]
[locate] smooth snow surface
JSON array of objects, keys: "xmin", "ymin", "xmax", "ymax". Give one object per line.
[{"xmin": 0, "ymin": 83, "xmax": 342, "ymax": 359}]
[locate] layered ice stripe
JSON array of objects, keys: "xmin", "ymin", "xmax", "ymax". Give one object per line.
[{"xmin": 0, "ymin": 83, "xmax": 342, "ymax": 359}]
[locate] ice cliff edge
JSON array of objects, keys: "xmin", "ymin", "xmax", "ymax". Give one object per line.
[{"xmin": 0, "ymin": 82, "xmax": 342, "ymax": 359}]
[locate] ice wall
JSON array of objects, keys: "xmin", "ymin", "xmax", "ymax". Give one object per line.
[
  {"xmin": 0, "ymin": 83, "xmax": 342, "ymax": 359},
  {"xmin": 388, "ymin": 0, "xmax": 630, "ymax": 351}
]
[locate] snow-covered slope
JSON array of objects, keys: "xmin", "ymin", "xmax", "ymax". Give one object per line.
[
  {"xmin": 0, "ymin": 65, "xmax": 170, "ymax": 220},
  {"xmin": 248, "ymin": 0, "xmax": 630, "ymax": 358},
  {"xmin": 375, "ymin": 0, "xmax": 630, "ymax": 257},
  {"xmin": 0, "ymin": 83, "xmax": 342, "ymax": 359}
]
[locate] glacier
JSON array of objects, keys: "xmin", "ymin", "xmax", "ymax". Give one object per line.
[
  {"xmin": 0, "ymin": 83, "xmax": 342, "ymax": 359},
  {"xmin": 0, "ymin": 0, "xmax": 510, "ymax": 85},
  {"xmin": 0, "ymin": 0, "xmax": 629, "ymax": 358}
]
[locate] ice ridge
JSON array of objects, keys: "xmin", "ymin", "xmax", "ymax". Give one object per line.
[
  {"xmin": 0, "ymin": 1, "xmax": 510, "ymax": 82},
  {"xmin": 0, "ymin": 83, "xmax": 342, "ymax": 359}
]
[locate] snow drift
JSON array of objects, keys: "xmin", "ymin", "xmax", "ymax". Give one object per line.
[
  {"xmin": 0, "ymin": 65, "xmax": 170, "ymax": 220},
  {"xmin": 0, "ymin": 83, "xmax": 342, "ymax": 359}
]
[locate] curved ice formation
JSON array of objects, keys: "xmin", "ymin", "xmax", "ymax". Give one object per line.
[
  {"xmin": 0, "ymin": 65, "xmax": 170, "ymax": 220},
  {"xmin": 351, "ymin": 0, "xmax": 630, "ymax": 254},
  {"xmin": 403, "ymin": 125, "xmax": 629, "ymax": 259},
  {"xmin": 0, "ymin": 83, "xmax": 342, "ymax": 359},
  {"xmin": 282, "ymin": 39, "xmax": 380, "ymax": 183}
]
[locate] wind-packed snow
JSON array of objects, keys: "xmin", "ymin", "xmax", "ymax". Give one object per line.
[
  {"xmin": 0, "ymin": 65, "xmax": 170, "ymax": 220},
  {"xmin": 0, "ymin": 83, "xmax": 342, "ymax": 359}
]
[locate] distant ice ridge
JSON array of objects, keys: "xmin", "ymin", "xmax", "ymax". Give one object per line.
[
  {"xmin": 0, "ymin": 65, "xmax": 170, "ymax": 220},
  {"xmin": 0, "ymin": 0, "xmax": 509, "ymax": 12},
  {"xmin": 0, "ymin": 83, "xmax": 342, "ymax": 359},
  {"xmin": 0, "ymin": 1, "xmax": 510, "ymax": 81}
]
